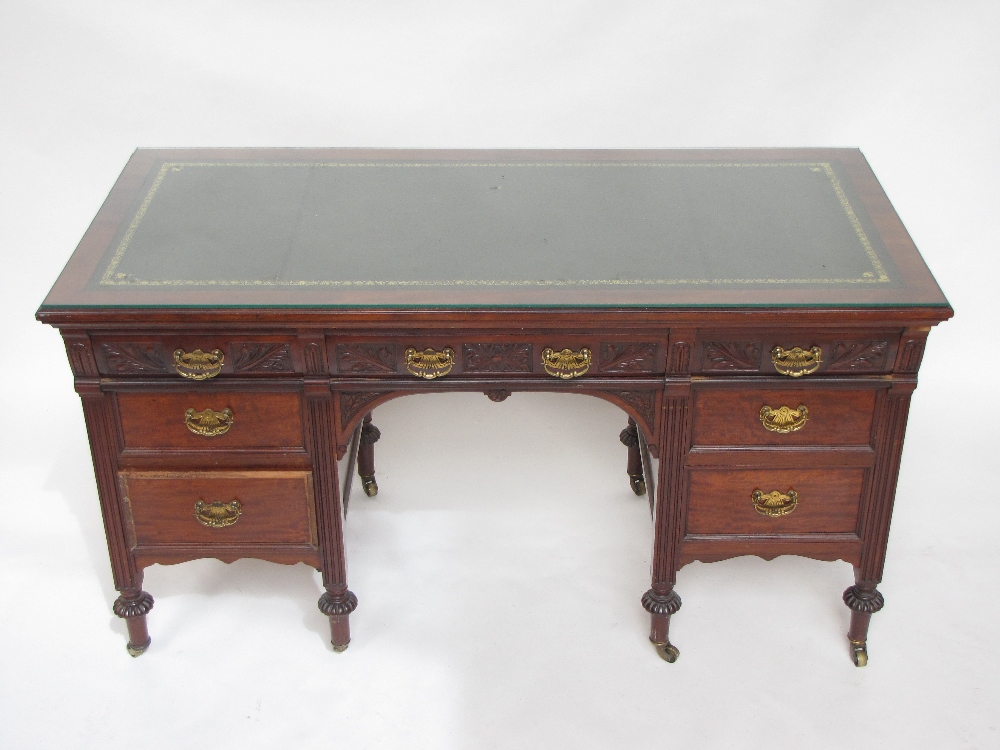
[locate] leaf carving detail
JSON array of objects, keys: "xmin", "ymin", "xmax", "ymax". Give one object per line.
[
  {"xmin": 599, "ymin": 343, "xmax": 657, "ymax": 373},
  {"xmin": 102, "ymin": 343, "xmax": 168, "ymax": 374},
  {"xmin": 463, "ymin": 344, "xmax": 532, "ymax": 372},
  {"xmin": 702, "ymin": 342, "xmax": 762, "ymax": 371},
  {"xmin": 605, "ymin": 390, "xmax": 656, "ymax": 430},
  {"xmin": 231, "ymin": 343, "xmax": 294, "ymax": 373},
  {"xmin": 826, "ymin": 341, "xmax": 889, "ymax": 371},
  {"xmin": 337, "ymin": 345, "xmax": 397, "ymax": 374},
  {"xmin": 340, "ymin": 391, "xmax": 389, "ymax": 428}
]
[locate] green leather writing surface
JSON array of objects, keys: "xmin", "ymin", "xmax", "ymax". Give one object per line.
[{"xmin": 96, "ymin": 161, "xmax": 891, "ymax": 290}]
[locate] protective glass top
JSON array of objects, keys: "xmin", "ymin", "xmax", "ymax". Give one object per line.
[{"xmin": 39, "ymin": 149, "xmax": 949, "ymax": 309}]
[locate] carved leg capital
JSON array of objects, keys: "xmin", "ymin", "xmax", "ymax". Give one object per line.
[
  {"xmin": 358, "ymin": 421, "xmax": 381, "ymax": 447},
  {"xmin": 843, "ymin": 584, "xmax": 884, "ymax": 613},
  {"xmin": 113, "ymin": 590, "xmax": 154, "ymax": 618},
  {"xmin": 318, "ymin": 589, "xmax": 359, "ymax": 616},
  {"xmin": 642, "ymin": 588, "xmax": 682, "ymax": 616},
  {"xmin": 113, "ymin": 591, "xmax": 154, "ymax": 657}
]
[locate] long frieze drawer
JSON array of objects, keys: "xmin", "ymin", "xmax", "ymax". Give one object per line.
[
  {"xmin": 330, "ymin": 338, "xmax": 668, "ymax": 377},
  {"xmin": 692, "ymin": 387, "xmax": 876, "ymax": 446},
  {"xmin": 687, "ymin": 469, "xmax": 864, "ymax": 535},
  {"xmin": 93, "ymin": 337, "xmax": 299, "ymax": 377},
  {"xmin": 120, "ymin": 471, "xmax": 317, "ymax": 547},
  {"xmin": 695, "ymin": 336, "xmax": 899, "ymax": 375},
  {"xmin": 117, "ymin": 392, "xmax": 305, "ymax": 450}
]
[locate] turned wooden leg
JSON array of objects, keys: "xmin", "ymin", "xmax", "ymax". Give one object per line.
[
  {"xmin": 113, "ymin": 589, "xmax": 154, "ymax": 657},
  {"xmin": 619, "ymin": 417, "xmax": 646, "ymax": 496},
  {"xmin": 318, "ymin": 587, "xmax": 359, "ymax": 652},
  {"xmin": 358, "ymin": 412, "xmax": 381, "ymax": 497},
  {"xmin": 642, "ymin": 587, "xmax": 681, "ymax": 662},
  {"xmin": 843, "ymin": 580, "xmax": 884, "ymax": 667}
]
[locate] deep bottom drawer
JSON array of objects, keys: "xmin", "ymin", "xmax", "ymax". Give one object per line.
[
  {"xmin": 120, "ymin": 471, "xmax": 317, "ymax": 547},
  {"xmin": 687, "ymin": 468, "xmax": 864, "ymax": 535}
]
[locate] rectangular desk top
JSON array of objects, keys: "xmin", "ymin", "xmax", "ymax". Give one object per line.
[{"xmin": 39, "ymin": 148, "xmax": 950, "ymax": 312}]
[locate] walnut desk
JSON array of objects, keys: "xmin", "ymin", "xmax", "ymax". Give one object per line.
[{"xmin": 37, "ymin": 148, "xmax": 952, "ymax": 665}]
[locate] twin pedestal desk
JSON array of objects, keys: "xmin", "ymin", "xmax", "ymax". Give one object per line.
[{"xmin": 37, "ymin": 148, "xmax": 951, "ymax": 665}]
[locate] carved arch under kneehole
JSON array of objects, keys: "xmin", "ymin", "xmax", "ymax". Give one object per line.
[{"xmin": 335, "ymin": 389, "xmax": 658, "ymax": 458}]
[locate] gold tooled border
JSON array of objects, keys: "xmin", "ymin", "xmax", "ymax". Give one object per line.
[{"xmin": 100, "ymin": 162, "xmax": 890, "ymax": 287}]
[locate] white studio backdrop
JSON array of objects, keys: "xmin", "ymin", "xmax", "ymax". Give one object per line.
[{"xmin": 1, "ymin": 2, "xmax": 997, "ymax": 748}]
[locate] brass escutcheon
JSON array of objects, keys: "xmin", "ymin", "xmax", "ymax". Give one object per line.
[
  {"xmin": 194, "ymin": 499, "xmax": 242, "ymax": 528},
  {"xmin": 752, "ymin": 489, "xmax": 798, "ymax": 517},
  {"xmin": 541, "ymin": 347, "xmax": 592, "ymax": 378},
  {"xmin": 184, "ymin": 407, "xmax": 234, "ymax": 437},
  {"xmin": 404, "ymin": 347, "xmax": 455, "ymax": 379},
  {"xmin": 174, "ymin": 349, "xmax": 224, "ymax": 380},
  {"xmin": 771, "ymin": 346, "xmax": 822, "ymax": 377},
  {"xmin": 759, "ymin": 404, "xmax": 809, "ymax": 434}
]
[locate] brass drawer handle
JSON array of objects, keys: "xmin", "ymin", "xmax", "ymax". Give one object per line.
[
  {"xmin": 759, "ymin": 404, "xmax": 808, "ymax": 434},
  {"xmin": 771, "ymin": 346, "xmax": 821, "ymax": 377},
  {"xmin": 404, "ymin": 347, "xmax": 454, "ymax": 379},
  {"xmin": 194, "ymin": 499, "xmax": 242, "ymax": 528},
  {"xmin": 185, "ymin": 407, "xmax": 233, "ymax": 437},
  {"xmin": 541, "ymin": 347, "xmax": 592, "ymax": 378},
  {"xmin": 174, "ymin": 349, "xmax": 224, "ymax": 380},
  {"xmin": 752, "ymin": 489, "xmax": 798, "ymax": 517}
]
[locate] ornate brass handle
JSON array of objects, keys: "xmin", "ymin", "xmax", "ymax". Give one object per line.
[
  {"xmin": 404, "ymin": 347, "xmax": 454, "ymax": 379},
  {"xmin": 771, "ymin": 346, "xmax": 821, "ymax": 377},
  {"xmin": 541, "ymin": 347, "xmax": 592, "ymax": 378},
  {"xmin": 759, "ymin": 404, "xmax": 808, "ymax": 434},
  {"xmin": 185, "ymin": 407, "xmax": 234, "ymax": 436},
  {"xmin": 174, "ymin": 349, "xmax": 224, "ymax": 380},
  {"xmin": 752, "ymin": 489, "xmax": 798, "ymax": 517},
  {"xmin": 194, "ymin": 499, "xmax": 242, "ymax": 528}
]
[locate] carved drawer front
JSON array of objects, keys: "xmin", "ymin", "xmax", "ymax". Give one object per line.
[
  {"xmin": 119, "ymin": 471, "xmax": 317, "ymax": 547},
  {"xmin": 117, "ymin": 392, "xmax": 304, "ymax": 451},
  {"xmin": 686, "ymin": 468, "xmax": 863, "ymax": 535},
  {"xmin": 330, "ymin": 338, "xmax": 665, "ymax": 377},
  {"xmin": 692, "ymin": 387, "xmax": 876, "ymax": 447},
  {"xmin": 696, "ymin": 336, "xmax": 897, "ymax": 376},
  {"xmin": 94, "ymin": 337, "xmax": 299, "ymax": 378}
]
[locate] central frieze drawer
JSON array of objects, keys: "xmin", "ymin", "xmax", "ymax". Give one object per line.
[
  {"xmin": 687, "ymin": 468, "xmax": 864, "ymax": 535},
  {"xmin": 330, "ymin": 338, "xmax": 667, "ymax": 377},
  {"xmin": 120, "ymin": 470, "xmax": 317, "ymax": 547},
  {"xmin": 117, "ymin": 392, "xmax": 305, "ymax": 451},
  {"xmin": 692, "ymin": 388, "xmax": 877, "ymax": 447}
]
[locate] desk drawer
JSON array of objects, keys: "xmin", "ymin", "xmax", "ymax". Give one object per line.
[
  {"xmin": 117, "ymin": 392, "xmax": 305, "ymax": 451},
  {"xmin": 695, "ymin": 336, "xmax": 898, "ymax": 375},
  {"xmin": 120, "ymin": 471, "xmax": 317, "ymax": 547},
  {"xmin": 94, "ymin": 336, "xmax": 299, "ymax": 378},
  {"xmin": 692, "ymin": 387, "xmax": 876, "ymax": 447},
  {"xmin": 330, "ymin": 337, "xmax": 667, "ymax": 377},
  {"xmin": 687, "ymin": 468, "xmax": 863, "ymax": 535}
]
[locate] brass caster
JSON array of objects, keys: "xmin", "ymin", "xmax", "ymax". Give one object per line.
[
  {"xmin": 850, "ymin": 639, "xmax": 868, "ymax": 667},
  {"xmin": 332, "ymin": 643, "xmax": 349, "ymax": 653},
  {"xmin": 654, "ymin": 642, "xmax": 680, "ymax": 663},
  {"xmin": 629, "ymin": 475, "xmax": 646, "ymax": 496},
  {"xmin": 361, "ymin": 475, "xmax": 378, "ymax": 497},
  {"xmin": 126, "ymin": 638, "xmax": 151, "ymax": 658}
]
